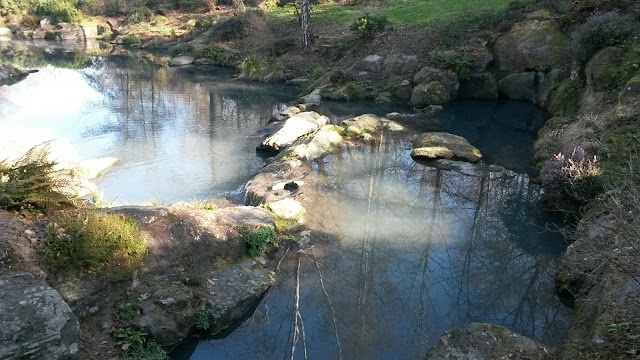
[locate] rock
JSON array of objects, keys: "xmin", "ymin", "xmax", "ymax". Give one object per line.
[
  {"xmin": 257, "ymin": 112, "xmax": 330, "ymax": 153},
  {"xmin": 136, "ymin": 285, "xmax": 197, "ymax": 347},
  {"xmin": 394, "ymin": 79, "xmax": 413, "ymax": 100},
  {"xmin": 460, "ymin": 72, "xmax": 499, "ymax": 99},
  {"xmin": 499, "ymin": 72, "xmax": 537, "ymax": 101},
  {"xmin": 425, "ymin": 323, "xmax": 553, "ymax": 360},
  {"xmin": 411, "ymin": 82, "xmax": 453, "ymax": 107},
  {"xmin": 537, "ymin": 68, "xmax": 569, "ymax": 107},
  {"xmin": 0, "ymin": 64, "xmax": 30, "ymax": 86},
  {"xmin": 385, "ymin": 112, "xmax": 403, "ymax": 121},
  {"xmin": 6, "ymin": 23, "xmax": 20, "ymax": 34},
  {"xmin": 585, "ymin": 47, "xmax": 624, "ymax": 92},
  {"xmin": 302, "ymin": 88, "xmax": 322, "ymax": 106},
  {"xmin": 0, "ymin": 27, "xmax": 12, "ymax": 40},
  {"xmin": 267, "ymin": 198, "xmax": 305, "ymax": 221},
  {"xmin": 382, "ymin": 53, "xmax": 420, "ymax": 77},
  {"xmin": 77, "ymin": 157, "xmax": 119, "ymax": 180},
  {"xmin": 169, "ymin": 56, "xmax": 195, "ymax": 66},
  {"xmin": 493, "ymin": 19, "xmax": 568, "ymax": 72},
  {"xmin": 360, "ymin": 54, "xmax": 384, "ymax": 73},
  {"xmin": 32, "ymin": 30, "xmax": 46, "ymax": 39},
  {"xmin": 411, "ymin": 132, "xmax": 482, "ymax": 163},
  {"xmin": 342, "ymin": 113, "xmax": 384, "ymax": 136},
  {"xmin": 82, "ymin": 25, "xmax": 98, "ymax": 39},
  {"xmin": 0, "ymin": 272, "xmax": 79, "ymax": 359},
  {"xmin": 289, "ymin": 124, "xmax": 344, "ymax": 160},
  {"xmin": 203, "ymin": 258, "xmax": 275, "ymax": 334},
  {"xmin": 381, "ymin": 119, "xmax": 404, "ymax": 131},
  {"xmin": 272, "ymin": 106, "xmax": 301, "ymax": 122},
  {"xmin": 40, "ymin": 17, "xmax": 53, "ymax": 28},
  {"xmin": 244, "ymin": 159, "xmax": 309, "ymax": 206},
  {"xmin": 411, "ymin": 67, "xmax": 459, "ymax": 107}
]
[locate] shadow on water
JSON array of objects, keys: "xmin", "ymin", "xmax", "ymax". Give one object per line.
[{"xmin": 182, "ymin": 133, "xmax": 571, "ymax": 359}]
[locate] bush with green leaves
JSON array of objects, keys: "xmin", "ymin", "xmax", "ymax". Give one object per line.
[
  {"xmin": 34, "ymin": 0, "xmax": 83, "ymax": 23},
  {"xmin": 0, "ymin": 147, "xmax": 74, "ymax": 211},
  {"xmin": 239, "ymin": 225, "xmax": 277, "ymax": 256},
  {"xmin": 238, "ymin": 54, "xmax": 268, "ymax": 81},
  {"xmin": 115, "ymin": 326, "xmax": 168, "ymax": 360},
  {"xmin": 350, "ymin": 14, "xmax": 389, "ymax": 41},
  {"xmin": 436, "ymin": 53, "xmax": 474, "ymax": 81},
  {"xmin": 40, "ymin": 210, "xmax": 146, "ymax": 276},
  {"xmin": 199, "ymin": 45, "xmax": 235, "ymax": 66},
  {"xmin": 568, "ymin": 11, "xmax": 636, "ymax": 62},
  {"xmin": 126, "ymin": 7, "xmax": 152, "ymax": 24}
]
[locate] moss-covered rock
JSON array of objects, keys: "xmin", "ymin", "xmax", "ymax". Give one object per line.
[
  {"xmin": 585, "ymin": 47, "xmax": 624, "ymax": 92},
  {"xmin": 411, "ymin": 132, "xmax": 482, "ymax": 163}
]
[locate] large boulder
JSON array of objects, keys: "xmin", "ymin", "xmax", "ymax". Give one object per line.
[
  {"xmin": 257, "ymin": 111, "xmax": 330, "ymax": 153},
  {"xmin": 394, "ymin": 79, "xmax": 413, "ymax": 100},
  {"xmin": 0, "ymin": 272, "xmax": 80, "ymax": 359},
  {"xmin": 585, "ymin": 47, "xmax": 624, "ymax": 92},
  {"xmin": 411, "ymin": 132, "xmax": 482, "ymax": 163},
  {"xmin": 425, "ymin": 323, "xmax": 553, "ymax": 360},
  {"xmin": 289, "ymin": 124, "xmax": 344, "ymax": 160},
  {"xmin": 342, "ymin": 113, "xmax": 384, "ymax": 136},
  {"xmin": 0, "ymin": 27, "xmax": 12, "ymax": 40},
  {"xmin": 493, "ymin": 19, "xmax": 568, "ymax": 72},
  {"xmin": 459, "ymin": 72, "xmax": 499, "ymax": 100},
  {"xmin": 537, "ymin": 68, "xmax": 570, "ymax": 107},
  {"xmin": 498, "ymin": 72, "xmax": 537, "ymax": 101},
  {"xmin": 411, "ymin": 67, "xmax": 459, "ymax": 107},
  {"xmin": 382, "ymin": 53, "xmax": 420, "ymax": 77},
  {"xmin": 360, "ymin": 54, "xmax": 384, "ymax": 73}
]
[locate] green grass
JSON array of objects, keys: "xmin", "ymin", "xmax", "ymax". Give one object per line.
[
  {"xmin": 267, "ymin": 0, "xmax": 536, "ymax": 26},
  {"xmin": 40, "ymin": 211, "xmax": 146, "ymax": 276},
  {"xmin": 238, "ymin": 225, "xmax": 277, "ymax": 256}
]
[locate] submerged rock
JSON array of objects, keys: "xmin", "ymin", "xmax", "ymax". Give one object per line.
[
  {"xmin": 411, "ymin": 132, "xmax": 482, "ymax": 163},
  {"xmin": 425, "ymin": 323, "xmax": 552, "ymax": 359},
  {"xmin": 258, "ymin": 112, "xmax": 330, "ymax": 153},
  {"xmin": 0, "ymin": 272, "xmax": 80, "ymax": 359}
]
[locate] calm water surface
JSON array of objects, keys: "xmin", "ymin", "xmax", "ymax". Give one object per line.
[{"xmin": 0, "ymin": 41, "xmax": 571, "ymax": 359}]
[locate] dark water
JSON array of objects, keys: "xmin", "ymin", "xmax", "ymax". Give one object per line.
[{"xmin": 0, "ymin": 41, "xmax": 571, "ymax": 359}]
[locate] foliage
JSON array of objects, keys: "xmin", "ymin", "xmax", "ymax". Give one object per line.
[
  {"xmin": 436, "ymin": 52, "xmax": 474, "ymax": 81},
  {"xmin": 172, "ymin": 0, "xmax": 209, "ymax": 11},
  {"xmin": 34, "ymin": 0, "xmax": 83, "ymax": 23},
  {"xmin": 540, "ymin": 147, "xmax": 603, "ymax": 214},
  {"xmin": 310, "ymin": 66, "xmax": 328, "ymax": 79},
  {"xmin": 613, "ymin": 43, "xmax": 640, "ymax": 88},
  {"xmin": 268, "ymin": 37, "xmax": 296, "ymax": 57},
  {"xmin": 0, "ymin": 146, "xmax": 74, "ymax": 211},
  {"xmin": 198, "ymin": 45, "xmax": 235, "ymax": 66},
  {"xmin": 323, "ymin": 80, "xmax": 367, "ymax": 101},
  {"xmin": 115, "ymin": 326, "xmax": 168, "ymax": 360},
  {"xmin": 239, "ymin": 225, "xmax": 277, "ymax": 256},
  {"xmin": 550, "ymin": 78, "xmax": 584, "ymax": 116},
  {"xmin": 568, "ymin": 11, "xmax": 636, "ymax": 62},
  {"xmin": 126, "ymin": 7, "xmax": 152, "ymax": 24},
  {"xmin": 113, "ymin": 294, "xmax": 139, "ymax": 321},
  {"xmin": 194, "ymin": 307, "xmax": 212, "ymax": 330},
  {"xmin": 329, "ymin": 70, "xmax": 353, "ymax": 85},
  {"xmin": 238, "ymin": 54, "xmax": 268, "ymax": 80},
  {"xmin": 350, "ymin": 14, "xmax": 388, "ymax": 41},
  {"xmin": 40, "ymin": 211, "xmax": 146, "ymax": 276},
  {"xmin": 120, "ymin": 34, "xmax": 140, "ymax": 46}
]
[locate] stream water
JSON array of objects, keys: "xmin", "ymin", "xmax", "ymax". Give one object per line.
[{"xmin": 0, "ymin": 41, "xmax": 572, "ymax": 359}]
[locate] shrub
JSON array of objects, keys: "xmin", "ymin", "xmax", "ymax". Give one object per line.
[
  {"xmin": 329, "ymin": 70, "xmax": 353, "ymax": 85},
  {"xmin": 194, "ymin": 308, "xmax": 212, "ymax": 330},
  {"xmin": 268, "ymin": 37, "xmax": 296, "ymax": 57},
  {"xmin": 0, "ymin": 146, "xmax": 74, "ymax": 211},
  {"xmin": 310, "ymin": 66, "xmax": 328, "ymax": 79},
  {"xmin": 238, "ymin": 54, "xmax": 268, "ymax": 80},
  {"xmin": 120, "ymin": 34, "xmax": 140, "ymax": 45},
  {"xmin": 568, "ymin": 11, "xmax": 636, "ymax": 62},
  {"xmin": 541, "ymin": 147, "xmax": 603, "ymax": 213},
  {"xmin": 126, "ymin": 7, "xmax": 152, "ymax": 24},
  {"xmin": 198, "ymin": 45, "xmax": 235, "ymax": 66},
  {"xmin": 115, "ymin": 326, "xmax": 168, "ymax": 360},
  {"xmin": 436, "ymin": 52, "xmax": 474, "ymax": 81},
  {"xmin": 613, "ymin": 43, "xmax": 640, "ymax": 88},
  {"xmin": 34, "ymin": 0, "xmax": 83, "ymax": 23},
  {"xmin": 239, "ymin": 225, "xmax": 277, "ymax": 256},
  {"xmin": 40, "ymin": 211, "xmax": 146, "ymax": 275},
  {"xmin": 350, "ymin": 14, "xmax": 389, "ymax": 41}
]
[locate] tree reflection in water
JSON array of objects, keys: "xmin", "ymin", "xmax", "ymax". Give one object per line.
[{"xmin": 188, "ymin": 133, "xmax": 571, "ymax": 360}]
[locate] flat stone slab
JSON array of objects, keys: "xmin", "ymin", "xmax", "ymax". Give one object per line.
[{"xmin": 411, "ymin": 132, "xmax": 482, "ymax": 163}]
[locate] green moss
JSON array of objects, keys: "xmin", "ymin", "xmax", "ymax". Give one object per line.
[
  {"xmin": 238, "ymin": 225, "xmax": 277, "ymax": 256},
  {"xmin": 613, "ymin": 43, "xmax": 640, "ymax": 89},
  {"xmin": 121, "ymin": 34, "xmax": 140, "ymax": 46},
  {"xmin": 550, "ymin": 78, "xmax": 584, "ymax": 116},
  {"xmin": 194, "ymin": 307, "xmax": 212, "ymax": 330},
  {"xmin": 274, "ymin": 215, "xmax": 297, "ymax": 231}
]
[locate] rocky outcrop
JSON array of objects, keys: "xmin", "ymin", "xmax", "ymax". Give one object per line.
[
  {"xmin": 289, "ymin": 124, "xmax": 344, "ymax": 161},
  {"xmin": 425, "ymin": 323, "xmax": 553, "ymax": 360},
  {"xmin": 411, "ymin": 67, "xmax": 459, "ymax": 107},
  {"xmin": 257, "ymin": 111, "xmax": 330, "ymax": 153},
  {"xmin": 585, "ymin": 47, "xmax": 624, "ymax": 92},
  {"xmin": 0, "ymin": 64, "xmax": 31, "ymax": 86},
  {"xmin": 0, "ymin": 272, "xmax": 80, "ymax": 359},
  {"xmin": 342, "ymin": 113, "xmax": 384, "ymax": 136},
  {"xmin": 460, "ymin": 72, "xmax": 499, "ymax": 100},
  {"xmin": 499, "ymin": 72, "xmax": 537, "ymax": 101},
  {"xmin": 493, "ymin": 18, "xmax": 568, "ymax": 72},
  {"xmin": 360, "ymin": 54, "xmax": 384, "ymax": 73},
  {"xmin": 411, "ymin": 132, "xmax": 482, "ymax": 163},
  {"xmin": 537, "ymin": 68, "xmax": 570, "ymax": 107},
  {"xmin": 382, "ymin": 53, "xmax": 420, "ymax": 77}
]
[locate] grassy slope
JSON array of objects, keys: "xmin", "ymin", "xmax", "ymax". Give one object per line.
[{"xmin": 267, "ymin": 0, "xmax": 536, "ymax": 26}]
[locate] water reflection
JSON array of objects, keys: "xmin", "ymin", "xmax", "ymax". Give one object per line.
[
  {"xmin": 187, "ymin": 134, "xmax": 570, "ymax": 359},
  {"xmin": 0, "ymin": 43, "xmax": 298, "ymax": 203}
]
